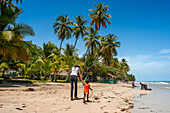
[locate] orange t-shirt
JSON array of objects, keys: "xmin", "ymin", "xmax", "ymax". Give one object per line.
[{"xmin": 83, "ymin": 83, "xmax": 90, "ymax": 93}]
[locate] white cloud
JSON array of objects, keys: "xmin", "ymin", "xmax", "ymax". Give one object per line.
[
  {"xmin": 159, "ymin": 49, "xmax": 170, "ymax": 54},
  {"xmin": 118, "ymin": 53, "xmax": 170, "ymax": 81}
]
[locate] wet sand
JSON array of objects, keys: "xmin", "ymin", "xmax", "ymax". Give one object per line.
[
  {"xmin": 131, "ymin": 82, "xmax": 170, "ymax": 113},
  {"xmin": 0, "ymin": 82, "xmax": 151, "ymax": 113}
]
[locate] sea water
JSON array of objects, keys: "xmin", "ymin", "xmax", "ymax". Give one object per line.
[{"xmin": 131, "ymin": 81, "xmax": 170, "ymax": 113}]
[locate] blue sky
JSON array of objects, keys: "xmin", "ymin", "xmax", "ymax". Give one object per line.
[{"xmin": 16, "ymin": 0, "xmax": 170, "ymax": 81}]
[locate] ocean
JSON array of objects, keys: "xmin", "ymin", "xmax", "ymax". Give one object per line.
[{"xmin": 131, "ymin": 81, "xmax": 170, "ymax": 113}]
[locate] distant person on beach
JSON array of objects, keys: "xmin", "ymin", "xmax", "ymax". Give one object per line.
[
  {"xmin": 140, "ymin": 82, "xmax": 152, "ymax": 91},
  {"xmin": 68, "ymin": 65, "xmax": 84, "ymax": 101},
  {"xmin": 83, "ymin": 79, "xmax": 93, "ymax": 103},
  {"xmin": 140, "ymin": 82, "xmax": 147, "ymax": 90},
  {"xmin": 132, "ymin": 81, "xmax": 135, "ymax": 89}
]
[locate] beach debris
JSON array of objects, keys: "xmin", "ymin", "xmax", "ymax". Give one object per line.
[
  {"xmin": 16, "ymin": 108, "xmax": 22, "ymax": 110},
  {"xmin": 124, "ymin": 99, "xmax": 128, "ymax": 103},
  {"xmin": 138, "ymin": 107, "xmax": 150, "ymax": 109},
  {"xmin": 0, "ymin": 104, "xmax": 3, "ymax": 108},
  {"xmin": 120, "ymin": 108, "xmax": 126, "ymax": 111},
  {"xmin": 23, "ymin": 88, "xmax": 35, "ymax": 91},
  {"xmin": 128, "ymin": 105, "xmax": 134, "ymax": 109},
  {"xmin": 22, "ymin": 106, "xmax": 26, "ymax": 108}
]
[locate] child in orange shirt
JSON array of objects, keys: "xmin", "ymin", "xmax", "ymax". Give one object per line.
[{"xmin": 83, "ymin": 79, "xmax": 93, "ymax": 103}]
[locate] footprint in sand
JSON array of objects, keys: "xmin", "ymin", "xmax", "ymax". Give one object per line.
[
  {"xmin": 100, "ymin": 105, "xmax": 106, "ymax": 110},
  {"xmin": 94, "ymin": 96, "xmax": 100, "ymax": 100},
  {"xmin": 103, "ymin": 97, "xmax": 108, "ymax": 99}
]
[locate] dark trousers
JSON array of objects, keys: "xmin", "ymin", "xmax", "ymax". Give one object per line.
[{"xmin": 70, "ymin": 75, "xmax": 77, "ymax": 98}]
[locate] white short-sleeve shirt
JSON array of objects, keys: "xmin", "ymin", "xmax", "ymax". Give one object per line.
[{"xmin": 70, "ymin": 67, "xmax": 79, "ymax": 76}]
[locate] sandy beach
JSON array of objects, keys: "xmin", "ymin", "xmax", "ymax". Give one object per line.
[{"xmin": 0, "ymin": 82, "xmax": 151, "ymax": 113}]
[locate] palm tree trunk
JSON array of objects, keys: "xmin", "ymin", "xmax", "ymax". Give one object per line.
[
  {"xmin": 2, "ymin": 69, "xmax": 5, "ymax": 78},
  {"xmin": 44, "ymin": 73, "xmax": 47, "ymax": 80},
  {"xmin": 58, "ymin": 40, "xmax": 63, "ymax": 58},
  {"xmin": 82, "ymin": 42, "xmax": 92, "ymax": 78},
  {"xmin": 84, "ymin": 57, "xmax": 102, "ymax": 79},
  {"xmin": 91, "ymin": 45, "xmax": 93, "ymax": 55},
  {"xmin": 73, "ymin": 38, "xmax": 78, "ymax": 50}
]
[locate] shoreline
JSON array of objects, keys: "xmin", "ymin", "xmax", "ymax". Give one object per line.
[{"xmin": 0, "ymin": 82, "xmax": 151, "ymax": 113}]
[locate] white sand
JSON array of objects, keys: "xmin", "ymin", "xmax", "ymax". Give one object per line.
[{"xmin": 0, "ymin": 82, "xmax": 151, "ymax": 113}]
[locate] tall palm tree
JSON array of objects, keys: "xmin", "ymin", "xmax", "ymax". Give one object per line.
[
  {"xmin": 2, "ymin": 0, "xmax": 22, "ymax": 4},
  {"xmin": 100, "ymin": 34, "xmax": 120, "ymax": 66},
  {"xmin": 83, "ymin": 27, "xmax": 100, "ymax": 55},
  {"xmin": 72, "ymin": 15, "xmax": 88, "ymax": 49},
  {"xmin": 0, "ymin": 2, "xmax": 35, "ymax": 63},
  {"xmin": 53, "ymin": 15, "xmax": 74, "ymax": 57},
  {"xmin": 89, "ymin": 3, "xmax": 111, "ymax": 30}
]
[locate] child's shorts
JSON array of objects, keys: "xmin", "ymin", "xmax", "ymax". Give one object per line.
[{"xmin": 84, "ymin": 93, "xmax": 89, "ymax": 94}]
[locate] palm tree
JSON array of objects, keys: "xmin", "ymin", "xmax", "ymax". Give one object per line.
[
  {"xmin": 89, "ymin": 3, "xmax": 111, "ymax": 30},
  {"xmin": 83, "ymin": 27, "xmax": 100, "ymax": 55},
  {"xmin": 43, "ymin": 41, "xmax": 59, "ymax": 58},
  {"xmin": 82, "ymin": 28, "xmax": 101, "ymax": 77},
  {"xmin": 31, "ymin": 58, "xmax": 52, "ymax": 80},
  {"xmin": 0, "ymin": 62, "xmax": 9, "ymax": 78},
  {"xmin": 111, "ymin": 58, "xmax": 120, "ymax": 69},
  {"xmin": 72, "ymin": 15, "xmax": 88, "ymax": 49},
  {"xmin": 53, "ymin": 15, "xmax": 74, "ymax": 57},
  {"xmin": 2, "ymin": 0, "xmax": 22, "ymax": 4},
  {"xmin": 61, "ymin": 43, "xmax": 78, "ymax": 68},
  {"xmin": 0, "ymin": 2, "xmax": 35, "ymax": 63},
  {"xmin": 120, "ymin": 58, "xmax": 130, "ymax": 75},
  {"xmin": 100, "ymin": 34, "xmax": 120, "ymax": 66}
]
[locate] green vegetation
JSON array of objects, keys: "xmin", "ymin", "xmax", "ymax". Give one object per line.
[{"xmin": 0, "ymin": 1, "xmax": 135, "ymax": 84}]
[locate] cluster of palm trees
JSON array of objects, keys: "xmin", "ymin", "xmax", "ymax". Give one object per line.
[{"xmin": 0, "ymin": 1, "xmax": 135, "ymax": 81}]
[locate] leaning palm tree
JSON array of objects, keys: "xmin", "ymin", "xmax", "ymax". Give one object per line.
[
  {"xmin": 100, "ymin": 34, "xmax": 120, "ymax": 66},
  {"xmin": 0, "ymin": 2, "xmax": 35, "ymax": 63},
  {"xmin": 83, "ymin": 27, "xmax": 100, "ymax": 55},
  {"xmin": 72, "ymin": 15, "xmax": 88, "ymax": 49},
  {"xmin": 53, "ymin": 15, "xmax": 74, "ymax": 57},
  {"xmin": 82, "ymin": 27, "xmax": 101, "ymax": 77},
  {"xmin": 89, "ymin": 3, "xmax": 111, "ymax": 30}
]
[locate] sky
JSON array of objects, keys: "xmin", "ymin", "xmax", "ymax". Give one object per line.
[{"xmin": 15, "ymin": 0, "xmax": 170, "ymax": 81}]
